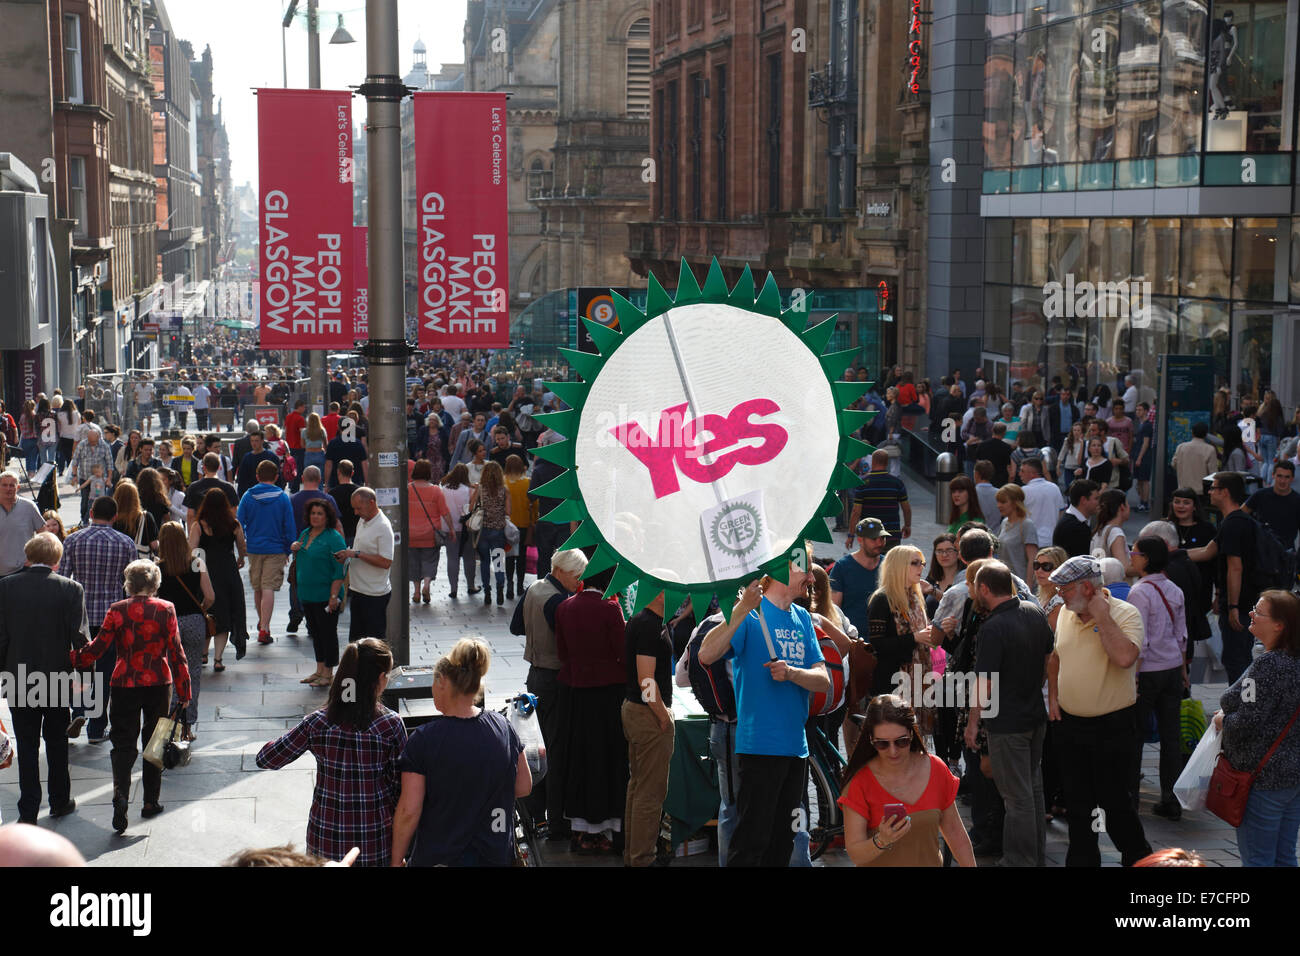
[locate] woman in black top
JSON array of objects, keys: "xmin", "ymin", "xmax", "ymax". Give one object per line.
[
  {"xmin": 113, "ymin": 480, "xmax": 159, "ymax": 557},
  {"xmin": 1167, "ymin": 486, "xmax": 1217, "ymax": 594},
  {"xmin": 391, "ymin": 639, "xmax": 531, "ymax": 866},
  {"xmin": 136, "ymin": 467, "xmax": 172, "ymax": 534},
  {"xmin": 188, "ymin": 487, "xmax": 249, "ymax": 668},
  {"xmin": 157, "ymin": 521, "xmax": 214, "ymax": 736}
]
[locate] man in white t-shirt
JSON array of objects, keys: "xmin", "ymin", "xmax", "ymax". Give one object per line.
[
  {"xmin": 1019, "ymin": 458, "xmax": 1065, "ymax": 547},
  {"xmin": 133, "ymin": 379, "xmax": 155, "ymax": 432},
  {"xmin": 1122, "ymin": 375, "xmax": 1138, "ymax": 415},
  {"xmin": 440, "ymin": 385, "xmax": 467, "ymax": 421},
  {"xmin": 192, "ymin": 382, "xmax": 211, "ymax": 430},
  {"xmin": 340, "ymin": 487, "xmax": 394, "ymax": 642}
]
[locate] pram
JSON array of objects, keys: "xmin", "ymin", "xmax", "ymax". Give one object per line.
[{"xmin": 5, "ymin": 445, "xmax": 60, "ymax": 513}]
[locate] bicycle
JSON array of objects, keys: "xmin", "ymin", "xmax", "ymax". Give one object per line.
[{"xmin": 807, "ymin": 717, "xmax": 855, "ymax": 861}]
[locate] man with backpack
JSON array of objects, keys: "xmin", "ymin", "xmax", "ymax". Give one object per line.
[{"xmin": 697, "ymin": 562, "xmax": 830, "ymax": 867}]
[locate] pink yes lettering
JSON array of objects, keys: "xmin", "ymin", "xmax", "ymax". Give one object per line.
[{"xmin": 609, "ymin": 398, "xmax": 789, "ymax": 498}]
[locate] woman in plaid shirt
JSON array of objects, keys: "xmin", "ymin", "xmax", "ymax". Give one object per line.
[
  {"xmin": 71, "ymin": 559, "xmax": 192, "ymax": 835},
  {"xmin": 256, "ymin": 638, "xmax": 407, "ymax": 866}
]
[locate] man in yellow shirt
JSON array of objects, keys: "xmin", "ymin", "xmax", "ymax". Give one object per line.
[{"xmin": 1046, "ymin": 556, "xmax": 1153, "ymax": 867}]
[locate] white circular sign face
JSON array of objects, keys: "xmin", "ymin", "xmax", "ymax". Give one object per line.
[{"xmin": 574, "ymin": 301, "xmax": 839, "ymax": 585}]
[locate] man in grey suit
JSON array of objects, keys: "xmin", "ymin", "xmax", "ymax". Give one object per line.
[{"xmin": 0, "ymin": 533, "xmax": 90, "ymax": 824}]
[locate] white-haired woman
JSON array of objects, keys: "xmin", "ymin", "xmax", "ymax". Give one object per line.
[{"xmin": 72, "ymin": 559, "xmax": 191, "ymax": 835}]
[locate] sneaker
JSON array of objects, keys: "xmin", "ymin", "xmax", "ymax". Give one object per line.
[
  {"xmin": 257, "ymin": 629, "xmax": 273, "ymax": 645},
  {"xmin": 67, "ymin": 716, "xmax": 86, "ymax": 739},
  {"xmin": 286, "ymin": 617, "xmax": 301, "ymax": 633}
]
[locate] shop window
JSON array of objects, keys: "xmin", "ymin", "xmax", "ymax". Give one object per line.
[
  {"xmin": 985, "ymin": 284, "xmax": 1013, "ymax": 356},
  {"xmin": 1089, "ymin": 218, "xmax": 1134, "ymax": 284},
  {"xmin": 1012, "ymin": 28, "xmax": 1048, "ymax": 168},
  {"xmin": 1077, "ymin": 8, "xmax": 1119, "ymax": 164},
  {"xmin": 1177, "ymin": 299, "xmax": 1230, "ymax": 395},
  {"xmin": 1157, "ymin": 0, "xmax": 1206, "ymax": 158},
  {"xmin": 1049, "ymin": 218, "xmax": 1090, "ymax": 284},
  {"xmin": 1234, "ymin": 304, "xmax": 1276, "ymax": 403},
  {"xmin": 1011, "ymin": 285, "xmax": 1048, "ymax": 392},
  {"xmin": 1042, "ymin": 20, "xmax": 1079, "ymax": 164},
  {"xmin": 1130, "ymin": 296, "xmax": 1178, "ymax": 409},
  {"xmin": 1179, "ymin": 217, "xmax": 1232, "ymax": 298},
  {"xmin": 1133, "ymin": 218, "xmax": 1181, "ymax": 296},
  {"xmin": 1203, "ymin": 1, "xmax": 1290, "ymax": 152},
  {"xmin": 1113, "ymin": 1, "xmax": 1161, "ymax": 161},
  {"xmin": 1012, "ymin": 218, "xmax": 1049, "ymax": 286},
  {"xmin": 1233, "ymin": 218, "xmax": 1286, "ymax": 301},
  {"xmin": 1290, "ymin": 218, "xmax": 1300, "ymax": 303},
  {"xmin": 985, "ymin": 220, "xmax": 1014, "ymax": 283}
]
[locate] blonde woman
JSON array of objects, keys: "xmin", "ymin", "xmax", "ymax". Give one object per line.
[
  {"xmin": 302, "ymin": 412, "xmax": 328, "ymax": 473},
  {"xmin": 866, "ymin": 546, "xmax": 938, "ymax": 735},
  {"xmin": 994, "ymin": 484, "xmax": 1038, "ymax": 581},
  {"xmin": 1032, "ymin": 546, "xmax": 1069, "ymax": 631}
]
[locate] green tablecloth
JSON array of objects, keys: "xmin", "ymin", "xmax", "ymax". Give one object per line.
[{"xmin": 665, "ymin": 715, "xmax": 720, "ymax": 847}]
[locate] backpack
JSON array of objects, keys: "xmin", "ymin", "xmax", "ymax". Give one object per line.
[
  {"xmin": 1246, "ymin": 511, "xmax": 1296, "ymax": 591},
  {"xmin": 280, "ymin": 449, "xmax": 298, "ymax": 484},
  {"xmin": 809, "ymin": 626, "xmax": 849, "ymax": 717},
  {"xmin": 686, "ymin": 612, "xmax": 735, "ymax": 721}
]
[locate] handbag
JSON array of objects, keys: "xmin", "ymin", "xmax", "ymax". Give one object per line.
[
  {"xmin": 144, "ymin": 703, "xmax": 191, "ymax": 770},
  {"xmin": 1206, "ymin": 702, "xmax": 1300, "ymax": 827},
  {"xmin": 176, "ymin": 573, "xmax": 217, "ymax": 638},
  {"xmin": 0, "ymin": 713, "xmax": 13, "ymax": 770},
  {"xmin": 412, "ymin": 484, "xmax": 445, "ymax": 547}
]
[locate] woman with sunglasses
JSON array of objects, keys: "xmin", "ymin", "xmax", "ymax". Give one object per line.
[
  {"xmin": 867, "ymin": 546, "xmax": 939, "ymax": 739},
  {"xmin": 837, "ymin": 694, "xmax": 975, "ymax": 867},
  {"xmin": 1211, "ymin": 590, "xmax": 1300, "ymax": 866}
]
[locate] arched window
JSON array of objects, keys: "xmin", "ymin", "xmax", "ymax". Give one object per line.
[{"xmin": 626, "ymin": 18, "xmax": 651, "ymax": 119}]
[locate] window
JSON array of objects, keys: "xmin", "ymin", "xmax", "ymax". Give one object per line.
[
  {"xmin": 1113, "ymin": 1, "xmax": 1161, "ymax": 162},
  {"xmin": 714, "ymin": 64, "xmax": 727, "ymax": 220},
  {"xmin": 688, "ymin": 0, "xmax": 702, "ymax": 28},
  {"xmin": 984, "ymin": 35, "xmax": 1015, "ymax": 168},
  {"xmin": 655, "ymin": 88, "xmax": 665, "ymax": 217},
  {"xmin": 666, "ymin": 80, "xmax": 680, "ymax": 220},
  {"xmin": 64, "ymin": 14, "xmax": 84, "ymax": 104},
  {"xmin": 69, "ymin": 157, "xmax": 87, "ymax": 237},
  {"xmin": 626, "ymin": 19, "xmax": 650, "ymax": 118},
  {"xmin": 765, "ymin": 53, "xmax": 782, "ymax": 211},
  {"xmin": 1204, "ymin": 1, "xmax": 1291, "ymax": 152},
  {"xmin": 1077, "ymin": 9, "xmax": 1118, "ymax": 164},
  {"xmin": 690, "ymin": 74, "xmax": 704, "ymax": 219}
]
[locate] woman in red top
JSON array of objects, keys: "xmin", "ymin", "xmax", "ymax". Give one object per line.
[
  {"xmin": 72, "ymin": 559, "xmax": 192, "ymax": 835},
  {"xmin": 838, "ymin": 694, "xmax": 975, "ymax": 867},
  {"xmin": 407, "ymin": 458, "xmax": 453, "ymax": 604},
  {"xmin": 552, "ymin": 567, "xmax": 627, "ymax": 853}
]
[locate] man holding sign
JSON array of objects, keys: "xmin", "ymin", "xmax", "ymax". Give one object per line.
[{"xmin": 698, "ymin": 561, "xmax": 829, "ymax": 867}]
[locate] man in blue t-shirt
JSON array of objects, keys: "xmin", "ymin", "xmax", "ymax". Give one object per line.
[
  {"xmin": 699, "ymin": 563, "xmax": 829, "ymax": 867},
  {"xmin": 830, "ymin": 517, "xmax": 887, "ymax": 636}
]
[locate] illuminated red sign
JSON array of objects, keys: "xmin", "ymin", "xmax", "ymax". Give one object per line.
[{"xmin": 907, "ymin": 1, "xmax": 923, "ymax": 94}]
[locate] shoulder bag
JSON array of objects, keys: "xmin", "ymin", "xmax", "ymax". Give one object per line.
[
  {"xmin": 1206, "ymin": 702, "xmax": 1300, "ymax": 827},
  {"xmin": 175, "ymin": 573, "xmax": 217, "ymax": 638},
  {"xmin": 412, "ymin": 484, "xmax": 444, "ymax": 547}
]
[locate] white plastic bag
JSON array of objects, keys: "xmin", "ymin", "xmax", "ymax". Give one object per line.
[
  {"xmin": 507, "ymin": 694, "xmax": 547, "ymax": 782},
  {"xmin": 1173, "ymin": 724, "xmax": 1222, "ymax": 812}
]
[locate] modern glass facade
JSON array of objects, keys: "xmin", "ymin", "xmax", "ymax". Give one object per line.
[{"xmin": 983, "ymin": 0, "xmax": 1298, "ymax": 193}]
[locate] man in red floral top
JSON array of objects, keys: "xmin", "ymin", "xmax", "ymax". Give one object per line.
[{"xmin": 72, "ymin": 559, "xmax": 191, "ymax": 834}]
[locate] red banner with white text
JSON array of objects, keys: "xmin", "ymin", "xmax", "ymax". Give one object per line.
[
  {"xmin": 414, "ymin": 92, "xmax": 509, "ymax": 350},
  {"xmin": 256, "ymin": 89, "xmax": 354, "ymax": 349},
  {"xmin": 353, "ymin": 225, "xmax": 368, "ymax": 342}
]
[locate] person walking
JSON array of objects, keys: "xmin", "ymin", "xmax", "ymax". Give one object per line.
[
  {"xmin": 469, "ymin": 461, "xmax": 510, "ymax": 607},
  {"xmin": 407, "ymin": 459, "xmax": 452, "ymax": 605},
  {"xmin": 68, "ymin": 426, "xmax": 115, "ymax": 526},
  {"xmin": 237, "ymin": 459, "xmax": 297, "ymax": 646},
  {"xmin": 994, "ymin": 483, "xmax": 1039, "ymax": 581},
  {"xmin": 342, "ymin": 487, "xmax": 394, "ymax": 642},
  {"xmin": 156, "ymin": 521, "xmax": 215, "ymax": 739},
  {"xmin": 1019, "ymin": 458, "xmax": 1065, "ymax": 548},
  {"xmin": 72, "ymin": 559, "xmax": 192, "ymax": 834},
  {"xmin": 391, "ymin": 638, "xmax": 531, "ymax": 866},
  {"xmin": 257, "ymin": 638, "xmax": 407, "ymax": 867},
  {"xmin": 301, "ymin": 412, "xmax": 328, "ymax": 477},
  {"xmin": 292, "ymin": 499, "xmax": 348, "ymax": 687},
  {"xmin": 189, "ymin": 487, "xmax": 249, "ymax": 667},
  {"xmin": 0, "ymin": 533, "xmax": 89, "ymax": 823},
  {"xmin": 1213, "ymin": 589, "xmax": 1300, "ymax": 867},
  {"xmin": 847, "ymin": 449, "xmax": 912, "ymax": 550},
  {"xmin": 112, "ymin": 481, "xmax": 158, "ymax": 560},
  {"xmin": 439, "ymin": 464, "xmax": 476, "ymax": 597},
  {"xmin": 503, "ymin": 455, "xmax": 535, "ymax": 600},
  {"xmin": 1046, "ymin": 556, "xmax": 1153, "ymax": 866},
  {"xmin": 0, "ymin": 473, "xmax": 46, "ymax": 577}
]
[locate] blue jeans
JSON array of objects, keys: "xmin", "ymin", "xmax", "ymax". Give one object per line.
[
  {"xmin": 21, "ymin": 437, "xmax": 38, "ymax": 472},
  {"xmin": 708, "ymin": 719, "xmax": 810, "ymax": 866},
  {"xmin": 1236, "ymin": 783, "xmax": 1300, "ymax": 867},
  {"xmin": 1259, "ymin": 433, "xmax": 1279, "ymax": 479},
  {"xmin": 478, "ymin": 527, "xmax": 507, "ymax": 590}
]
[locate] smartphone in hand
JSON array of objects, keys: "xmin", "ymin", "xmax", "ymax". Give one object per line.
[{"xmin": 882, "ymin": 802, "xmax": 907, "ymax": 824}]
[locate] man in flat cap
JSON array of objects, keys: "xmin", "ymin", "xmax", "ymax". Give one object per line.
[{"xmin": 1046, "ymin": 556, "xmax": 1152, "ymax": 867}]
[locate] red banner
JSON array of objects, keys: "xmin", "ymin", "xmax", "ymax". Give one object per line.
[
  {"xmin": 414, "ymin": 92, "xmax": 509, "ymax": 350},
  {"xmin": 353, "ymin": 225, "xmax": 368, "ymax": 342},
  {"xmin": 257, "ymin": 89, "xmax": 354, "ymax": 349}
]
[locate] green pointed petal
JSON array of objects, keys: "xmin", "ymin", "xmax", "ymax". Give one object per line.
[
  {"xmin": 611, "ymin": 290, "xmax": 648, "ymax": 337},
  {"xmin": 690, "ymin": 590, "xmax": 715, "ymax": 623},
  {"xmin": 702, "ymin": 257, "xmax": 729, "ymax": 301},
  {"xmin": 663, "ymin": 587, "xmax": 688, "ymax": 619},
  {"xmin": 820, "ymin": 347, "xmax": 859, "ymax": 381},
  {"xmin": 802, "ymin": 518, "xmax": 834, "ymax": 544},
  {"xmin": 801, "ymin": 315, "xmax": 837, "ymax": 356},
  {"xmin": 763, "ymin": 557, "xmax": 791, "ymax": 585},
  {"xmin": 719, "ymin": 586, "xmax": 738, "ymax": 621},
  {"xmin": 838, "ymin": 409, "xmax": 876, "ymax": 434},
  {"xmin": 632, "ymin": 578, "xmax": 659, "ymax": 614},
  {"xmin": 605, "ymin": 563, "xmax": 641, "ymax": 599},
  {"xmin": 529, "ymin": 439, "xmax": 575, "ymax": 469},
  {"xmin": 829, "ymin": 464, "xmax": 864, "ymax": 491},
  {"xmin": 646, "ymin": 271, "xmax": 673, "ymax": 318},
  {"xmin": 531, "ymin": 469, "xmax": 579, "ymax": 500},
  {"xmin": 559, "ymin": 520, "xmax": 600, "ymax": 551},
  {"xmin": 819, "ymin": 492, "xmax": 844, "ymax": 517},
  {"xmin": 546, "ymin": 380, "xmax": 590, "ymax": 409},
  {"xmin": 755, "ymin": 273, "xmax": 782, "ymax": 317},
  {"xmin": 580, "ymin": 318, "xmax": 623, "ymax": 357},
  {"xmin": 780, "ymin": 304, "xmax": 807, "ymax": 335},
  {"xmin": 534, "ymin": 409, "xmax": 577, "ymax": 439},
  {"xmin": 727, "ymin": 264, "xmax": 756, "ymax": 307},
  {"xmin": 839, "ymin": 435, "xmax": 874, "ymax": 463},
  {"xmin": 832, "ymin": 380, "xmax": 871, "ymax": 408},
  {"xmin": 557, "ymin": 346, "xmax": 603, "ymax": 382},
  {"xmin": 542, "ymin": 499, "xmax": 585, "ymax": 524},
  {"xmin": 676, "ymin": 258, "xmax": 701, "ymax": 301},
  {"xmin": 582, "ymin": 544, "xmax": 620, "ymax": 578}
]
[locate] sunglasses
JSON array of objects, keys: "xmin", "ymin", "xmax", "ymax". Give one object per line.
[
  {"xmin": 1032, "ymin": 561, "xmax": 1056, "ymax": 572},
  {"xmin": 871, "ymin": 736, "xmax": 912, "ymax": 752}
]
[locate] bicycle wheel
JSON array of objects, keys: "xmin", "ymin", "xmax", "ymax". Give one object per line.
[{"xmin": 807, "ymin": 751, "xmax": 842, "ymax": 861}]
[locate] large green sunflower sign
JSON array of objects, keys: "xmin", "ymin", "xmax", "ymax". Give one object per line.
[{"xmin": 531, "ymin": 258, "xmax": 874, "ymax": 619}]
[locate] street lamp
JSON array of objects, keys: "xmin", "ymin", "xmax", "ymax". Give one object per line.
[{"xmin": 329, "ymin": 14, "xmax": 356, "ymax": 45}]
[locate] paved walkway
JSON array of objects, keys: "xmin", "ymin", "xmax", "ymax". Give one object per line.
[{"xmin": 0, "ymin": 464, "xmax": 1269, "ymax": 866}]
